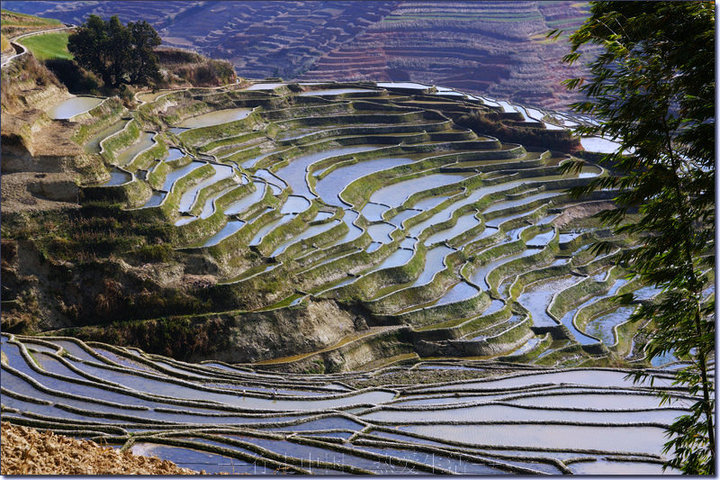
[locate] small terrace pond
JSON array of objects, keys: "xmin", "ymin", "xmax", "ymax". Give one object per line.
[
  {"xmin": 115, "ymin": 132, "xmax": 156, "ymax": 166},
  {"xmin": 178, "ymin": 108, "xmax": 252, "ymax": 129},
  {"xmin": 102, "ymin": 169, "xmax": 132, "ymax": 186},
  {"xmin": 47, "ymin": 96, "xmax": 103, "ymax": 120},
  {"xmin": 299, "ymin": 88, "xmax": 376, "ymax": 96}
]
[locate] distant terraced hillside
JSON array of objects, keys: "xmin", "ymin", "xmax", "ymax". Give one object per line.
[
  {"xmin": 3, "ymin": 1, "xmax": 590, "ymax": 109},
  {"xmin": 301, "ymin": 1, "xmax": 591, "ymax": 110}
]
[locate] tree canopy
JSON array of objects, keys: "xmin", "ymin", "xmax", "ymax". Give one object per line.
[
  {"xmin": 68, "ymin": 15, "xmax": 161, "ymax": 89},
  {"xmin": 560, "ymin": 1, "xmax": 715, "ymax": 474}
]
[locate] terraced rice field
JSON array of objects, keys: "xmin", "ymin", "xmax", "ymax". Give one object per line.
[
  {"xmin": 6, "ymin": 1, "xmax": 591, "ymax": 110},
  {"xmin": 72, "ymin": 81, "xmax": 701, "ymax": 369},
  {"xmin": 1, "ymin": 333, "xmax": 690, "ymax": 474},
  {"xmin": 4, "ymin": 80, "xmax": 711, "ymax": 474}
]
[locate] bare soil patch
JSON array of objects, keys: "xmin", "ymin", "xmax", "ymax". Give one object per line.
[
  {"xmin": 1, "ymin": 172, "xmax": 79, "ymax": 212},
  {"xmin": 554, "ymin": 201, "xmax": 616, "ymax": 229}
]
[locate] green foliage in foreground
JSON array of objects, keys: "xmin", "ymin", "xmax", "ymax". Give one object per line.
[
  {"xmin": 19, "ymin": 32, "xmax": 71, "ymax": 61},
  {"xmin": 560, "ymin": 1, "xmax": 715, "ymax": 474}
]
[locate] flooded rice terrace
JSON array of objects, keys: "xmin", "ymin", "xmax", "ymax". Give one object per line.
[
  {"xmin": 2, "ymin": 333, "xmax": 687, "ymax": 474},
  {"xmin": 4, "ymin": 80, "xmax": 708, "ymax": 475}
]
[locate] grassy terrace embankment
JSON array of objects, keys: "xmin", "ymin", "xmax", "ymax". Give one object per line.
[{"xmin": 17, "ymin": 32, "xmax": 71, "ymax": 60}]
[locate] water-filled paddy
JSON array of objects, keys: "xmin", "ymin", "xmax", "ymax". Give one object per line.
[
  {"xmin": 483, "ymin": 192, "xmax": 562, "ymax": 214},
  {"xmin": 177, "ymin": 164, "xmax": 236, "ymax": 212},
  {"xmin": 141, "ymin": 191, "xmax": 166, "ymax": 207},
  {"xmin": 434, "ymin": 281, "xmax": 479, "ymax": 306},
  {"xmin": 270, "ymin": 219, "xmax": 341, "ymax": 257},
  {"xmin": 203, "ymin": 220, "xmax": 246, "ymax": 247},
  {"xmin": 131, "ymin": 443, "xmax": 270, "ymax": 475},
  {"xmin": 178, "ymin": 108, "xmax": 252, "ymax": 129},
  {"xmin": 423, "ymin": 212, "xmax": 480, "ymax": 245},
  {"xmin": 115, "ymin": 132, "xmax": 156, "ymax": 166},
  {"xmin": 279, "ymin": 195, "xmax": 311, "ymax": 214},
  {"xmin": 47, "ymin": 96, "xmax": 103, "ymax": 120},
  {"xmin": 1, "ymin": 332, "xmax": 689, "ymax": 475},
  {"xmin": 504, "ymin": 391, "xmax": 691, "ymax": 410},
  {"xmin": 313, "ymin": 211, "xmax": 335, "ymax": 222},
  {"xmin": 406, "ymin": 206, "xmax": 460, "ymax": 238},
  {"xmin": 556, "ymin": 278, "xmax": 629, "ymax": 345},
  {"xmin": 165, "ymin": 147, "xmax": 185, "ymax": 161},
  {"xmin": 103, "ymin": 169, "xmax": 132, "ymax": 186},
  {"xmin": 470, "ymin": 248, "xmax": 541, "ymax": 290},
  {"xmin": 517, "ymin": 276, "xmax": 581, "ymax": 326},
  {"xmin": 241, "ymin": 150, "xmax": 278, "ymax": 169},
  {"xmin": 568, "ymin": 460, "xmax": 675, "ymax": 475},
  {"xmin": 85, "ymin": 120, "xmax": 127, "ymax": 153},
  {"xmin": 275, "ymin": 146, "xmax": 383, "ymax": 198},
  {"xmin": 184, "ymin": 182, "xmax": 240, "ymax": 222},
  {"xmin": 370, "ymin": 173, "xmax": 471, "ymax": 208},
  {"xmin": 372, "ymin": 248, "xmax": 414, "ymax": 270},
  {"xmin": 366, "ymin": 222, "xmax": 395, "ymax": 243},
  {"xmin": 15, "ymin": 82, "xmax": 690, "ymax": 475},
  {"xmin": 411, "ymin": 245, "xmax": 455, "ymax": 286},
  {"xmin": 353, "ymin": 445, "xmax": 508, "ymax": 475},
  {"xmin": 484, "ymin": 210, "xmax": 535, "ymax": 228},
  {"xmin": 584, "ymin": 306, "xmax": 636, "ymax": 346},
  {"xmin": 224, "ymin": 182, "xmax": 266, "ymax": 215},
  {"xmin": 419, "ymin": 369, "xmax": 674, "ymax": 392},
  {"xmin": 315, "ymin": 156, "xmax": 415, "ymax": 206},
  {"xmin": 580, "ymin": 136, "xmax": 622, "ymax": 154},
  {"xmin": 411, "ymin": 195, "xmax": 451, "ymax": 211},
  {"xmin": 244, "ymin": 82, "xmax": 285, "ymax": 91},
  {"xmin": 363, "ymin": 403, "xmax": 681, "ymax": 425},
  {"xmin": 360, "ymin": 202, "xmax": 389, "ymax": 222},
  {"xmin": 386, "ymin": 209, "xmax": 421, "ymax": 228},
  {"xmin": 377, "ymin": 82, "xmax": 430, "ymax": 90},
  {"xmin": 248, "ymin": 215, "xmax": 296, "ymax": 246},
  {"xmin": 162, "ymin": 160, "xmax": 205, "ymax": 191},
  {"xmin": 337, "ymin": 210, "xmax": 363, "ymax": 243},
  {"xmin": 402, "ymin": 424, "xmax": 667, "ymax": 455},
  {"xmin": 298, "ymin": 88, "xmax": 376, "ymax": 96}
]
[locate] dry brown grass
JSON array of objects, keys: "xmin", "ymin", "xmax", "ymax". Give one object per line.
[
  {"xmin": 1, "ymin": 33, "xmax": 11, "ymax": 52},
  {"xmin": 1, "ymin": 9, "xmax": 62, "ymax": 38},
  {"xmin": 1, "ymin": 53, "xmax": 63, "ymax": 113},
  {"xmin": 156, "ymin": 47, "xmax": 236, "ymax": 87},
  {"xmin": 1, "ymin": 422, "xmax": 200, "ymax": 475}
]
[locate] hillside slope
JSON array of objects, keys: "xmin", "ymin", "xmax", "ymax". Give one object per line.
[{"xmin": 3, "ymin": 1, "xmax": 591, "ymax": 109}]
